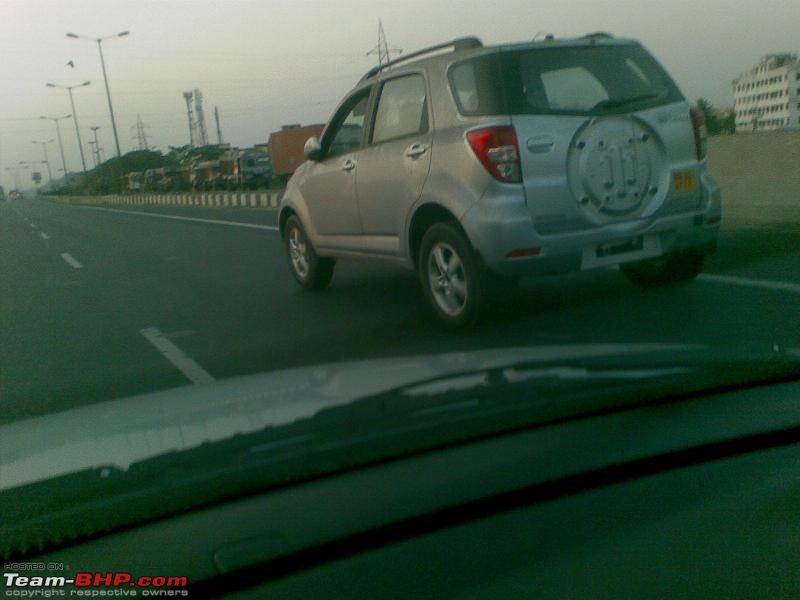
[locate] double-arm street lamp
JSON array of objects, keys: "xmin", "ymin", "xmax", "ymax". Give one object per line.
[
  {"xmin": 46, "ymin": 81, "xmax": 91, "ymax": 173},
  {"xmin": 31, "ymin": 140, "xmax": 54, "ymax": 182},
  {"xmin": 67, "ymin": 31, "xmax": 129, "ymax": 158},
  {"xmin": 40, "ymin": 114, "xmax": 71, "ymax": 176},
  {"xmin": 4, "ymin": 167, "xmax": 21, "ymax": 189}
]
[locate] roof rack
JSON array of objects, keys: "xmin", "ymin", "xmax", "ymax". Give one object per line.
[{"xmin": 361, "ymin": 36, "xmax": 483, "ymax": 81}]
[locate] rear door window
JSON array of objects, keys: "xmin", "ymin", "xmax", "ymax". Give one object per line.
[
  {"xmin": 371, "ymin": 74, "xmax": 428, "ymax": 144},
  {"xmin": 449, "ymin": 44, "xmax": 683, "ymax": 117}
]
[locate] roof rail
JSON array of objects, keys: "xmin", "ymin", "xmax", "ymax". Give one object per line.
[
  {"xmin": 361, "ymin": 36, "xmax": 483, "ymax": 81},
  {"xmin": 584, "ymin": 32, "xmax": 614, "ymax": 39}
]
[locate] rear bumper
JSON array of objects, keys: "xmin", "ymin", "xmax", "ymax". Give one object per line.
[{"xmin": 461, "ymin": 172, "xmax": 721, "ymax": 277}]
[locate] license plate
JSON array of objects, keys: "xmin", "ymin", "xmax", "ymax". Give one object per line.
[
  {"xmin": 673, "ymin": 170, "xmax": 698, "ymax": 194},
  {"xmin": 596, "ymin": 236, "xmax": 644, "ymax": 258}
]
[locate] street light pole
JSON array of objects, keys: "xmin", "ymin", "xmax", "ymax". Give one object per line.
[
  {"xmin": 67, "ymin": 31, "xmax": 128, "ymax": 158},
  {"xmin": 41, "ymin": 114, "xmax": 71, "ymax": 177},
  {"xmin": 32, "ymin": 140, "xmax": 54, "ymax": 181},
  {"xmin": 90, "ymin": 126, "xmax": 102, "ymax": 166},
  {"xmin": 46, "ymin": 81, "xmax": 91, "ymax": 173},
  {"xmin": 88, "ymin": 141, "xmax": 98, "ymax": 168},
  {"xmin": 4, "ymin": 167, "xmax": 21, "ymax": 189}
]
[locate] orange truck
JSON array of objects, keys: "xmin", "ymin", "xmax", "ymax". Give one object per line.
[{"xmin": 268, "ymin": 124, "xmax": 325, "ymax": 181}]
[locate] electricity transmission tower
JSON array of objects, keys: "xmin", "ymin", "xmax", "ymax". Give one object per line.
[
  {"xmin": 132, "ymin": 115, "xmax": 150, "ymax": 151},
  {"xmin": 367, "ymin": 20, "xmax": 402, "ymax": 66}
]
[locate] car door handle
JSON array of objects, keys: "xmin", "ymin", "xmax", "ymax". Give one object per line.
[
  {"xmin": 405, "ymin": 143, "xmax": 428, "ymax": 158},
  {"xmin": 342, "ymin": 159, "xmax": 356, "ymax": 172}
]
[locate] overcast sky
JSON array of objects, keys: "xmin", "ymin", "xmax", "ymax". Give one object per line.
[{"xmin": 1, "ymin": 0, "xmax": 798, "ymax": 189}]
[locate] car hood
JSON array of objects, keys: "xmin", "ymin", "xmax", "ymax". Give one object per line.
[{"xmin": 0, "ymin": 343, "xmax": 711, "ymax": 491}]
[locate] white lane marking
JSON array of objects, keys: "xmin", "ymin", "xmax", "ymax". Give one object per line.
[
  {"xmin": 40, "ymin": 232, "xmax": 49, "ymax": 240},
  {"xmin": 82, "ymin": 206, "xmax": 278, "ymax": 231},
  {"xmin": 698, "ymin": 273, "xmax": 800, "ymax": 295},
  {"xmin": 30, "ymin": 223, "xmax": 37, "ymax": 229},
  {"xmin": 140, "ymin": 327, "xmax": 215, "ymax": 385},
  {"xmin": 60, "ymin": 252, "xmax": 83, "ymax": 269}
]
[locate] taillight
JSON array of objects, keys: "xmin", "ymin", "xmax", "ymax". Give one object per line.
[
  {"xmin": 690, "ymin": 106, "xmax": 707, "ymax": 160},
  {"xmin": 466, "ymin": 126, "xmax": 522, "ymax": 183}
]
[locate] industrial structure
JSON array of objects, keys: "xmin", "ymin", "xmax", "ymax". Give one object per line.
[
  {"xmin": 733, "ymin": 54, "xmax": 800, "ymax": 131},
  {"xmin": 182, "ymin": 91, "xmax": 196, "ymax": 147}
]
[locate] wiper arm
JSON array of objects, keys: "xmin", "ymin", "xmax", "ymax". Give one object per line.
[{"xmin": 591, "ymin": 93, "xmax": 659, "ymax": 112}]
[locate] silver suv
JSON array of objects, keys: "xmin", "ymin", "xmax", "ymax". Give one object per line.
[{"xmin": 279, "ymin": 33, "xmax": 721, "ymax": 327}]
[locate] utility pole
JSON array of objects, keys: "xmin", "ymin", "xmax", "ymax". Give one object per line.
[
  {"xmin": 367, "ymin": 20, "xmax": 402, "ymax": 66},
  {"xmin": 41, "ymin": 114, "xmax": 71, "ymax": 177},
  {"xmin": 90, "ymin": 126, "xmax": 102, "ymax": 166},
  {"xmin": 214, "ymin": 106, "xmax": 223, "ymax": 145}
]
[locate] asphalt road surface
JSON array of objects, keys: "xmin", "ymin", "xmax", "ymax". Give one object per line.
[{"xmin": 2, "ymin": 196, "xmax": 799, "ymax": 424}]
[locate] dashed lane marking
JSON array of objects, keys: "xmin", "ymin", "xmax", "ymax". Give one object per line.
[
  {"xmin": 60, "ymin": 252, "xmax": 83, "ymax": 269},
  {"xmin": 698, "ymin": 273, "xmax": 800, "ymax": 295},
  {"xmin": 140, "ymin": 327, "xmax": 215, "ymax": 385}
]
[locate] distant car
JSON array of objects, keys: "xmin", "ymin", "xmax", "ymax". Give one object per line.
[
  {"xmin": 8, "ymin": 189, "xmax": 23, "ymax": 201},
  {"xmin": 279, "ymin": 33, "xmax": 721, "ymax": 327}
]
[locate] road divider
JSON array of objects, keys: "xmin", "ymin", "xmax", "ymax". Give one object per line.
[{"xmin": 45, "ymin": 189, "xmax": 285, "ymax": 209}]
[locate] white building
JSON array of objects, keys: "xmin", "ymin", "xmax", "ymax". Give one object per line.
[{"xmin": 732, "ymin": 54, "xmax": 800, "ymax": 131}]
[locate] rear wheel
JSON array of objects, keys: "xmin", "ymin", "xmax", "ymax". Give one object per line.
[
  {"xmin": 284, "ymin": 216, "xmax": 335, "ymax": 290},
  {"xmin": 419, "ymin": 222, "xmax": 485, "ymax": 328},
  {"xmin": 621, "ymin": 250, "xmax": 704, "ymax": 287}
]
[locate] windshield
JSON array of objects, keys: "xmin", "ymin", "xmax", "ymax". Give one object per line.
[{"xmin": 1, "ymin": 0, "xmax": 799, "ymax": 577}]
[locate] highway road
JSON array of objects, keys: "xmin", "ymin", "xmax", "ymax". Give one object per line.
[{"xmin": 2, "ymin": 196, "xmax": 799, "ymax": 424}]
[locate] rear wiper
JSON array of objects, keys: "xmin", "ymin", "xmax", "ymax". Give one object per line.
[{"xmin": 592, "ymin": 93, "xmax": 659, "ymax": 112}]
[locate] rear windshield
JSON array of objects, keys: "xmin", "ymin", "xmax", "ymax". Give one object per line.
[{"xmin": 449, "ymin": 44, "xmax": 684, "ymax": 117}]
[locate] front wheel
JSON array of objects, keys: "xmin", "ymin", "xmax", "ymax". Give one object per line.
[
  {"xmin": 419, "ymin": 222, "xmax": 485, "ymax": 328},
  {"xmin": 284, "ymin": 216, "xmax": 335, "ymax": 290},
  {"xmin": 621, "ymin": 250, "xmax": 704, "ymax": 288}
]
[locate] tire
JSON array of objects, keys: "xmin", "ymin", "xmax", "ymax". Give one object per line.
[
  {"xmin": 621, "ymin": 250, "xmax": 704, "ymax": 288},
  {"xmin": 418, "ymin": 222, "xmax": 485, "ymax": 328},
  {"xmin": 284, "ymin": 216, "xmax": 335, "ymax": 290}
]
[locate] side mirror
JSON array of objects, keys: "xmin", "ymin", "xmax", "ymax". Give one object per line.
[{"xmin": 303, "ymin": 136, "xmax": 323, "ymax": 161}]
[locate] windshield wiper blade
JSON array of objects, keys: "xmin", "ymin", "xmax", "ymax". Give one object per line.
[{"xmin": 592, "ymin": 93, "xmax": 659, "ymax": 112}]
